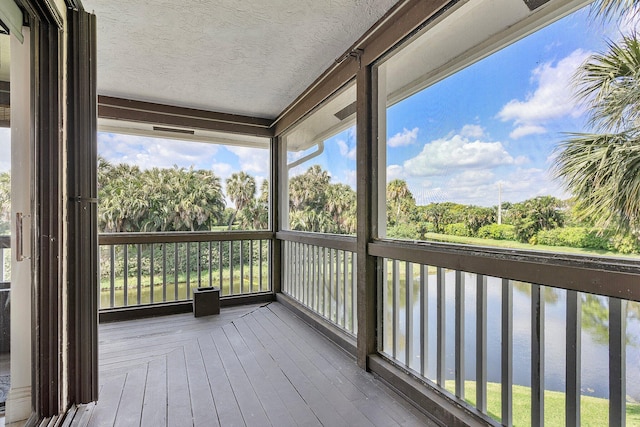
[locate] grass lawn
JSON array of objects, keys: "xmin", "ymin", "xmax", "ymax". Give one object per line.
[
  {"xmin": 425, "ymin": 233, "xmax": 639, "ymax": 259},
  {"xmin": 445, "ymin": 381, "xmax": 640, "ymax": 426}
]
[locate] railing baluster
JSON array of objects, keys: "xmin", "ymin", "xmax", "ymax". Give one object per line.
[
  {"xmin": 393, "ymin": 259, "xmax": 400, "ymax": 360},
  {"xmin": 208, "ymin": 241, "xmax": 212, "ymax": 288},
  {"xmin": 323, "ymin": 247, "xmax": 328, "ymax": 317},
  {"xmin": 437, "ymin": 266, "xmax": 445, "ymax": 388},
  {"xmin": 476, "ymin": 274, "xmax": 487, "ymax": 412},
  {"xmin": 406, "ymin": 262, "xmax": 414, "ymax": 368},
  {"xmin": 305, "ymin": 244, "xmax": 310, "ymax": 306},
  {"xmin": 531, "ymin": 284, "xmax": 545, "ymax": 427},
  {"xmin": 137, "ymin": 244, "xmax": 142, "ymax": 305},
  {"xmin": 609, "ymin": 297, "xmax": 627, "ymax": 427},
  {"xmin": 218, "ymin": 241, "xmax": 223, "ymax": 293},
  {"xmin": 420, "ymin": 264, "xmax": 428, "ymax": 378},
  {"xmin": 197, "ymin": 242, "xmax": 202, "ymax": 288},
  {"xmin": 259, "ymin": 239, "xmax": 263, "ymax": 291},
  {"xmin": 123, "ymin": 244, "xmax": 129, "ymax": 306},
  {"xmin": 502, "ymin": 278, "xmax": 513, "ymax": 427},
  {"xmin": 249, "ymin": 240, "xmax": 254, "ymax": 293},
  {"xmin": 335, "ymin": 250, "xmax": 341, "ymax": 323},
  {"xmin": 351, "ymin": 252, "xmax": 357, "ymax": 335},
  {"xmin": 174, "ymin": 242, "xmax": 178, "ymax": 300},
  {"xmin": 229, "ymin": 241, "xmax": 234, "ymax": 295},
  {"xmin": 150, "ymin": 244, "xmax": 154, "ymax": 304},
  {"xmin": 109, "ymin": 245, "xmax": 115, "ymax": 308},
  {"xmin": 381, "ymin": 258, "xmax": 389, "ymax": 354},
  {"xmin": 186, "ymin": 242, "xmax": 191, "ymax": 298},
  {"xmin": 340, "ymin": 251, "xmax": 349, "ymax": 328},
  {"xmin": 162, "ymin": 243, "xmax": 167, "ymax": 302},
  {"xmin": 455, "ymin": 270, "xmax": 465, "ymax": 399},
  {"xmin": 315, "ymin": 246, "xmax": 320, "ymax": 312},
  {"xmin": 566, "ymin": 290, "xmax": 581, "ymax": 427},
  {"xmin": 240, "ymin": 240, "xmax": 244, "ymax": 294},
  {"xmin": 329, "ymin": 248, "xmax": 334, "ymax": 321}
]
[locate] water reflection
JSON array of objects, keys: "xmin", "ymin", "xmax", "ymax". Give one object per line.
[{"xmin": 382, "ymin": 269, "xmax": 640, "ymax": 402}]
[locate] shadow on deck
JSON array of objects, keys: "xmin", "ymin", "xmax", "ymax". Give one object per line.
[{"xmin": 75, "ymin": 302, "xmax": 437, "ymax": 426}]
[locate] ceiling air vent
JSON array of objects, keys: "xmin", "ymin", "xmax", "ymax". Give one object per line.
[
  {"xmin": 152, "ymin": 126, "xmax": 195, "ymax": 135},
  {"xmin": 334, "ymin": 102, "xmax": 357, "ymax": 121}
]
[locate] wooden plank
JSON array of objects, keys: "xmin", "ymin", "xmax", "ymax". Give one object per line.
[
  {"xmin": 198, "ymin": 333, "xmax": 245, "ymax": 426},
  {"xmin": 183, "ymin": 340, "xmax": 220, "ymax": 427},
  {"xmin": 232, "ymin": 317, "xmax": 321, "ymax": 426},
  {"xmin": 222, "ymin": 323, "xmax": 297, "ymax": 427},
  {"xmin": 166, "ymin": 347, "xmax": 194, "ymax": 426},
  {"xmin": 210, "ymin": 327, "xmax": 271, "ymax": 426},
  {"xmin": 242, "ymin": 313, "xmax": 348, "ymax": 426},
  {"xmin": 251, "ymin": 309, "xmax": 375, "ymax": 425},
  {"xmin": 140, "ymin": 357, "xmax": 168, "ymax": 427},
  {"xmin": 87, "ymin": 374, "xmax": 126, "ymax": 427},
  {"xmin": 268, "ymin": 304, "xmax": 430, "ymax": 425},
  {"xmin": 114, "ymin": 365, "xmax": 148, "ymax": 427}
]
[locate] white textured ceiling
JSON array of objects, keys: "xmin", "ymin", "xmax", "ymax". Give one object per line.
[{"xmin": 82, "ymin": 0, "xmax": 398, "ymax": 119}]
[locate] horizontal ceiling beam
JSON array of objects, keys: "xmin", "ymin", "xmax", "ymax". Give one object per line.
[
  {"xmin": 273, "ymin": 0, "xmax": 453, "ymax": 135},
  {"xmin": 98, "ymin": 95, "xmax": 275, "ymax": 138}
]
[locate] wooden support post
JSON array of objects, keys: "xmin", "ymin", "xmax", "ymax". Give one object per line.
[{"xmin": 356, "ymin": 65, "xmax": 377, "ymax": 369}]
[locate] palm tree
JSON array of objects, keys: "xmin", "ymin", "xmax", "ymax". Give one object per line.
[
  {"xmin": 226, "ymin": 172, "xmax": 256, "ymax": 229},
  {"xmin": 554, "ymin": 0, "xmax": 640, "ymax": 232},
  {"xmin": 554, "ymin": 30, "xmax": 640, "ymax": 233}
]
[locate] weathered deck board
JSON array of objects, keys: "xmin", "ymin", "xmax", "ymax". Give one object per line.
[{"xmin": 85, "ymin": 302, "xmax": 438, "ymax": 427}]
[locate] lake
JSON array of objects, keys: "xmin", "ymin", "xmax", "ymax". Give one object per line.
[{"xmin": 382, "ymin": 271, "xmax": 640, "ymax": 402}]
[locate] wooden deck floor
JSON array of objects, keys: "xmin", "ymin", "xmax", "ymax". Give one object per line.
[{"xmin": 82, "ymin": 302, "xmax": 437, "ymax": 427}]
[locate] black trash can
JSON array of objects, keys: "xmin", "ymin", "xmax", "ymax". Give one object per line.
[{"xmin": 192, "ymin": 287, "xmax": 220, "ymax": 317}]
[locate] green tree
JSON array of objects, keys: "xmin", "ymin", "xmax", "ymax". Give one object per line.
[
  {"xmin": 386, "ymin": 179, "xmax": 416, "ymax": 226},
  {"xmin": 511, "ymin": 196, "xmax": 565, "ymax": 243},
  {"xmin": 226, "ymin": 172, "xmax": 256, "ymax": 229},
  {"xmin": 554, "ymin": 1, "xmax": 640, "ymax": 234}
]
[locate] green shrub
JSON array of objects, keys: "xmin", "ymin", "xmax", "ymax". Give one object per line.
[
  {"xmin": 608, "ymin": 234, "xmax": 640, "ymax": 254},
  {"xmin": 477, "ymin": 224, "xmax": 516, "ymax": 240},
  {"xmin": 387, "ymin": 223, "xmax": 419, "ymax": 239},
  {"xmin": 444, "ymin": 222, "xmax": 470, "ymax": 237},
  {"xmin": 535, "ymin": 227, "xmax": 610, "ymax": 250}
]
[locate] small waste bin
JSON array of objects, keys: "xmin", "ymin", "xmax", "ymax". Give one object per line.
[{"xmin": 192, "ymin": 287, "xmax": 220, "ymax": 317}]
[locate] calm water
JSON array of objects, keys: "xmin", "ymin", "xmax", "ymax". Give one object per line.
[{"xmin": 386, "ymin": 272, "xmax": 640, "ymax": 401}]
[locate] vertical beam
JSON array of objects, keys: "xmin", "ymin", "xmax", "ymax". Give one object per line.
[
  {"xmin": 502, "ymin": 278, "xmax": 513, "ymax": 427},
  {"xmin": 437, "ymin": 266, "xmax": 446, "ymax": 387},
  {"xmin": 420, "ymin": 264, "xmax": 429, "ymax": 378},
  {"xmin": 66, "ymin": 7, "xmax": 98, "ymax": 405},
  {"xmin": 455, "ymin": 270, "xmax": 465, "ymax": 399},
  {"xmin": 609, "ymin": 297, "xmax": 627, "ymax": 427},
  {"xmin": 531, "ymin": 285, "xmax": 545, "ymax": 427},
  {"xmin": 406, "ymin": 262, "xmax": 414, "ymax": 368},
  {"xmin": 566, "ymin": 290, "xmax": 581, "ymax": 427},
  {"xmin": 271, "ymin": 136, "xmax": 282, "ymax": 294},
  {"xmin": 356, "ymin": 66, "xmax": 377, "ymax": 369},
  {"xmin": 476, "ymin": 274, "xmax": 487, "ymax": 412}
]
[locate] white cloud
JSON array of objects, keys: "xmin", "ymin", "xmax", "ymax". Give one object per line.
[
  {"xmin": 388, "ymin": 127, "xmax": 419, "ymax": 147},
  {"xmin": 460, "ymin": 124, "xmax": 485, "ymax": 138},
  {"xmin": 387, "ymin": 164, "xmax": 404, "ymax": 181},
  {"xmin": 509, "ymin": 125, "xmax": 547, "ymax": 140},
  {"xmin": 403, "ymin": 134, "xmax": 517, "ymax": 177},
  {"xmin": 211, "ymin": 162, "xmax": 233, "ymax": 181},
  {"xmin": 98, "ymin": 132, "xmax": 219, "ymax": 170},
  {"xmin": 336, "ymin": 139, "xmax": 357, "ymax": 160},
  {"xmin": 497, "ymin": 49, "xmax": 591, "ymax": 138},
  {"xmin": 225, "ymin": 145, "xmax": 269, "ymax": 175}
]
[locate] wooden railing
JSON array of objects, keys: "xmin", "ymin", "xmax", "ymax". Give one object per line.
[
  {"xmin": 370, "ymin": 239, "xmax": 640, "ymax": 427},
  {"xmin": 278, "ymin": 231, "xmax": 358, "ymax": 336},
  {"xmin": 99, "ymin": 231, "xmax": 272, "ymax": 309}
]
